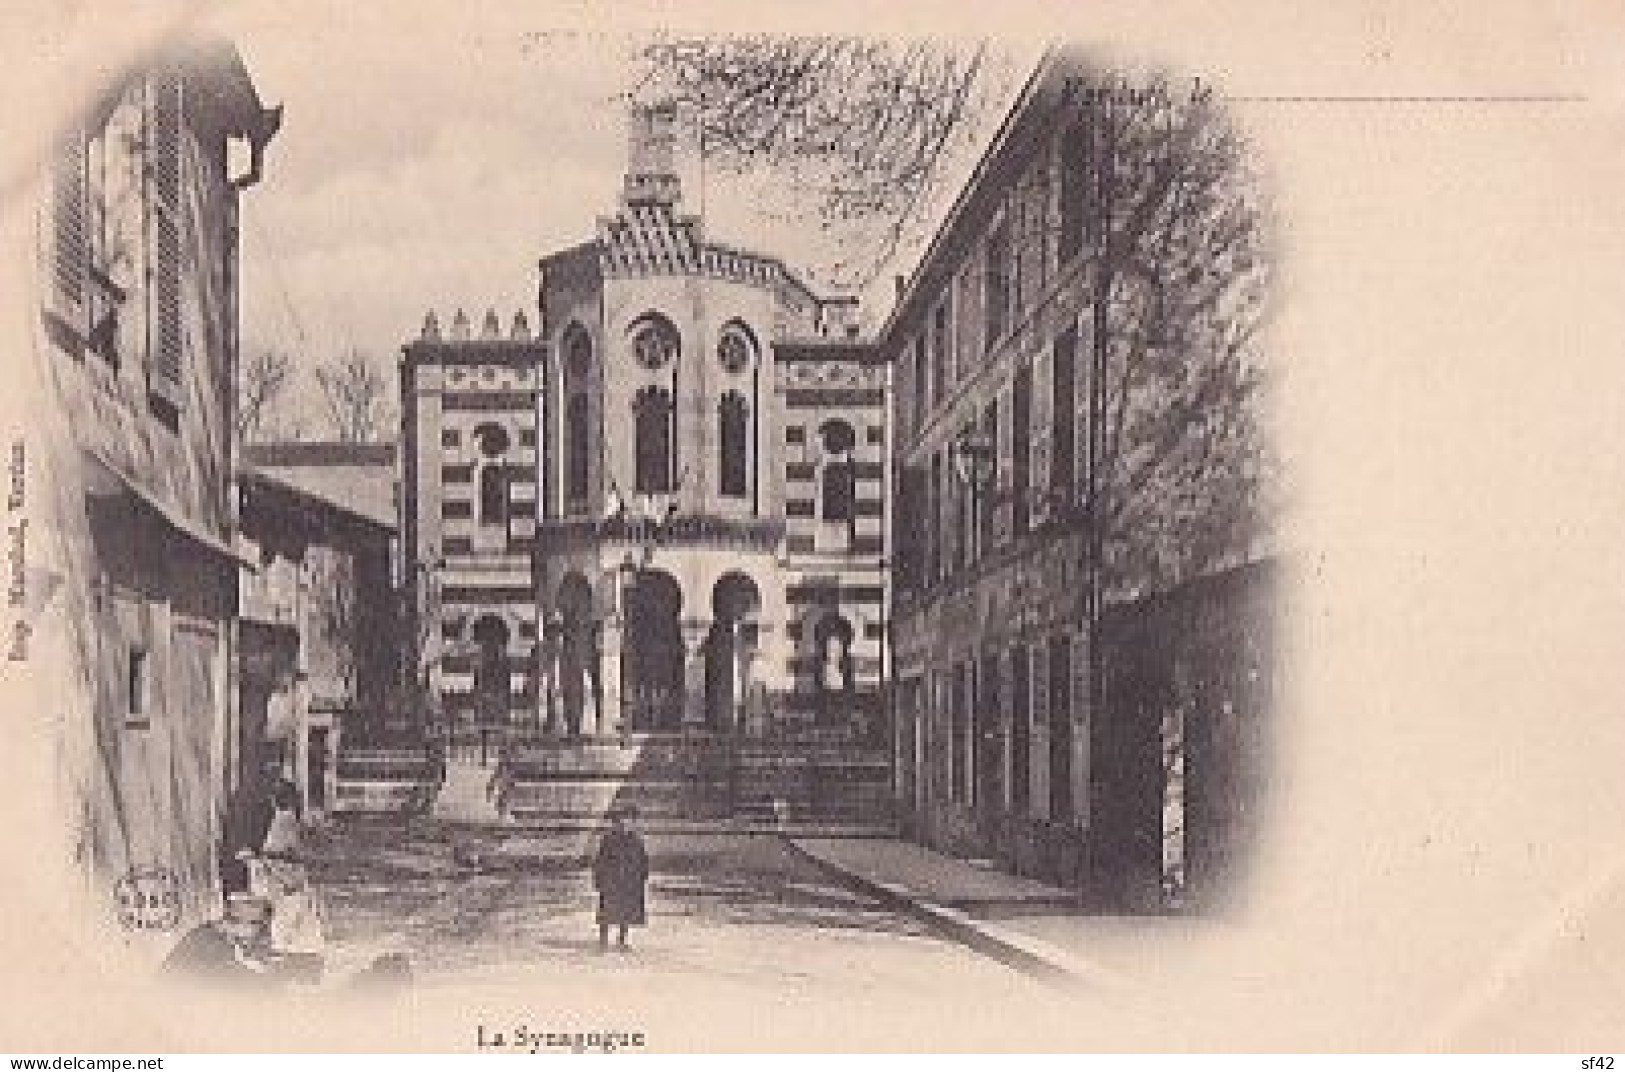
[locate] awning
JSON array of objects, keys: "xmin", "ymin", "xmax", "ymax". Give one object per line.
[{"xmin": 82, "ymin": 446, "xmax": 259, "ymax": 571}]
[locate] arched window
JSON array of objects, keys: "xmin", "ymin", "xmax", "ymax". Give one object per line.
[
  {"xmin": 717, "ymin": 321, "xmax": 757, "ymax": 374},
  {"xmin": 562, "ymin": 323, "xmax": 593, "ymax": 381},
  {"xmin": 566, "ymin": 394, "xmax": 590, "ymax": 506},
  {"xmin": 819, "ymin": 419, "xmax": 856, "ymax": 522},
  {"xmin": 633, "ymin": 386, "xmax": 674, "ymax": 493},
  {"xmin": 480, "ymin": 462, "xmax": 508, "ymax": 526},
  {"xmin": 630, "ymin": 314, "xmax": 679, "ymax": 371},
  {"xmin": 812, "ymin": 614, "xmax": 854, "ymax": 697},
  {"xmin": 473, "ymin": 422, "xmax": 510, "ymax": 458},
  {"xmin": 718, "ymin": 391, "xmax": 749, "ymax": 498}
]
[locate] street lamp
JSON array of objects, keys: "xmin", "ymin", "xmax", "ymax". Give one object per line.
[{"xmin": 948, "ymin": 427, "xmax": 996, "ymax": 566}]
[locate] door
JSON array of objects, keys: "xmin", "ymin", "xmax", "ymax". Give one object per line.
[{"xmin": 308, "ymin": 726, "xmax": 330, "ymax": 813}]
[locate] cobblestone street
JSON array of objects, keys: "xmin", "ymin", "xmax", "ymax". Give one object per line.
[{"xmin": 307, "ymin": 822, "xmax": 1061, "ymax": 1008}]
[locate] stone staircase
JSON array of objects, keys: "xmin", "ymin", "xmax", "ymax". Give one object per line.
[
  {"xmin": 493, "ymin": 734, "xmax": 893, "ymax": 831},
  {"xmin": 431, "ymin": 755, "xmax": 504, "ymax": 827}
]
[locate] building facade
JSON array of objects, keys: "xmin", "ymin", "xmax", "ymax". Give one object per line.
[
  {"xmin": 884, "ymin": 52, "xmax": 1276, "ymax": 907},
  {"xmin": 401, "ymin": 312, "xmax": 546, "ymax": 733},
  {"xmin": 400, "ymin": 107, "xmax": 890, "ymax": 821},
  {"xmin": 35, "ymin": 37, "xmax": 279, "ymax": 946},
  {"xmin": 237, "ymin": 444, "xmax": 399, "ymax": 823},
  {"xmin": 885, "ymin": 56, "xmax": 1095, "ymax": 887}
]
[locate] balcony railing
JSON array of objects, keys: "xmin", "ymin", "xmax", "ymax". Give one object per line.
[{"xmin": 537, "ymin": 513, "xmax": 785, "ymax": 552}]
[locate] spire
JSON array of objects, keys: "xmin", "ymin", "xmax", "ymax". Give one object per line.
[
  {"xmin": 510, "ymin": 310, "xmax": 531, "ymax": 340},
  {"xmin": 421, "ymin": 310, "xmax": 441, "ymax": 341},
  {"xmin": 450, "ymin": 307, "xmax": 470, "ymax": 341},
  {"xmin": 482, "ymin": 308, "xmax": 501, "ymax": 339},
  {"xmin": 623, "ymin": 102, "xmax": 681, "ymax": 209}
]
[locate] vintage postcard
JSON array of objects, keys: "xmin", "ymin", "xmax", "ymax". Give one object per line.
[{"xmin": 1, "ymin": 0, "xmax": 1622, "ymax": 1054}]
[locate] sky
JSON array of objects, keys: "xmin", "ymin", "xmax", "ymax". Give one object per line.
[{"xmin": 203, "ymin": 4, "xmax": 1029, "ymax": 405}]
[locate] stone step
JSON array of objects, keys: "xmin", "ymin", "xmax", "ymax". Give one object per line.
[{"xmin": 431, "ymin": 758, "xmax": 504, "ymax": 827}]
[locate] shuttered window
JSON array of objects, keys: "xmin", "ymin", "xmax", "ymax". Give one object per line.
[
  {"xmin": 51, "ymin": 131, "xmax": 88, "ymax": 339},
  {"xmin": 146, "ymin": 69, "xmax": 184, "ymax": 416}
]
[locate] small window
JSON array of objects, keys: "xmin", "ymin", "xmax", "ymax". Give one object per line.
[
  {"xmin": 718, "ymin": 392, "xmax": 749, "ymax": 498},
  {"xmin": 631, "ymin": 314, "xmax": 679, "ymax": 371},
  {"xmin": 865, "ymin": 425, "xmax": 885, "ymax": 446},
  {"xmin": 633, "ymin": 386, "xmax": 675, "ymax": 493},
  {"xmin": 127, "ymin": 646, "xmax": 148, "ymax": 727},
  {"xmin": 717, "ymin": 322, "xmax": 757, "ymax": 374},
  {"xmin": 480, "ymin": 464, "xmax": 509, "ymax": 526},
  {"xmin": 474, "ymin": 422, "xmax": 510, "ymax": 458},
  {"xmin": 822, "ymin": 462, "xmax": 855, "ymax": 523},
  {"xmin": 519, "ymin": 428, "xmax": 536, "ymax": 447},
  {"xmin": 819, "ymin": 419, "xmax": 856, "ymax": 455},
  {"xmin": 566, "ymin": 395, "xmax": 590, "ymax": 503},
  {"xmin": 785, "ymin": 425, "xmax": 806, "ymax": 445},
  {"xmin": 441, "ymin": 429, "xmax": 461, "ymax": 448}
]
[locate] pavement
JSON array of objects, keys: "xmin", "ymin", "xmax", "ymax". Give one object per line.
[
  {"xmin": 301, "ymin": 821, "xmax": 1124, "ymax": 1050},
  {"xmin": 785, "ymin": 836, "xmax": 1223, "ymax": 1000},
  {"xmin": 312, "ymin": 819, "xmax": 1221, "ymax": 1007}
]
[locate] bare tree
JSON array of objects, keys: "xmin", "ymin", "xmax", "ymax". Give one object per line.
[
  {"xmin": 314, "ymin": 349, "xmax": 393, "ymax": 443},
  {"xmin": 637, "ymin": 35, "xmax": 1016, "ymax": 285},
  {"xmin": 1064, "ymin": 72, "xmax": 1276, "ymax": 596},
  {"xmin": 236, "ymin": 346, "xmax": 300, "ymax": 443},
  {"xmin": 642, "ymin": 43, "xmax": 1274, "ymax": 591}
]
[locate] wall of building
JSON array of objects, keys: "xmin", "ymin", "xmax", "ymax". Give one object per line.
[
  {"xmin": 887, "ymin": 66, "xmax": 1098, "ymax": 886},
  {"xmin": 37, "ymin": 52, "xmax": 262, "ymax": 952},
  {"xmin": 401, "ymin": 330, "xmax": 545, "ymax": 727}
]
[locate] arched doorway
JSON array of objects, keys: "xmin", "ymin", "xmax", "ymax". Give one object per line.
[
  {"xmin": 622, "ymin": 569, "xmax": 683, "ymax": 730},
  {"xmin": 555, "ymin": 572, "xmax": 596, "ymax": 738},
  {"xmin": 470, "ymin": 614, "xmax": 511, "ymax": 729},
  {"xmin": 706, "ymin": 572, "xmax": 762, "ymax": 730},
  {"xmin": 812, "ymin": 613, "xmax": 855, "ymax": 723}
]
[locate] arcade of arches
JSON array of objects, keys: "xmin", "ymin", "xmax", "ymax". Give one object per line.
[{"xmin": 542, "ymin": 569, "xmax": 765, "ymax": 737}]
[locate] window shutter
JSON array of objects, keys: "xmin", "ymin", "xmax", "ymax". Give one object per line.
[
  {"xmin": 1032, "ymin": 641, "xmax": 1049, "ymax": 727},
  {"xmin": 895, "ymin": 465, "xmax": 926, "ymax": 590},
  {"xmin": 51, "ymin": 130, "xmax": 88, "ymax": 337},
  {"xmin": 146, "ymin": 69, "xmax": 184, "ymax": 410},
  {"xmin": 1032, "ymin": 344, "xmax": 1052, "ymax": 528},
  {"xmin": 995, "ymin": 383, "xmax": 1013, "ymax": 545}
]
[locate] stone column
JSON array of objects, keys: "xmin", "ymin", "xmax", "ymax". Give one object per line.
[
  {"xmin": 681, "ymin": 619, "xmax": 711, "ymax": 729},
  {"xmin": 737, "ymin": 622, "xmax": 762, "ymax": 737},
  {"xmin": 597, "ymin": 616, "xmax": 622, "ymax": 737}
]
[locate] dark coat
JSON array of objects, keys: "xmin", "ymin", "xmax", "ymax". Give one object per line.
[
  {"xmin": 219, "ymin": 778, "xmax": 277, "ymax": 894},
  {"xmin": 592, "ymin": 828, "xmax": 649, "ymax": 926}
]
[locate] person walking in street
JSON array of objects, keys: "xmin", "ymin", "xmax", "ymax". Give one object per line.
[{"xmin": 592, "ymin": 805, "xmax": 649, "ymax": 952}]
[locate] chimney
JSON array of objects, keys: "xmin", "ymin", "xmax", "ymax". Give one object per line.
[{"xmin": 623, "ymin": 102, "xmax": 681, "ymax": 208}]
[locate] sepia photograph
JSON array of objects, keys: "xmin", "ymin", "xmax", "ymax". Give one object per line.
[{"xmin": 1, "ymin": 0, "xmax": 1623, "ymax": 1056}]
